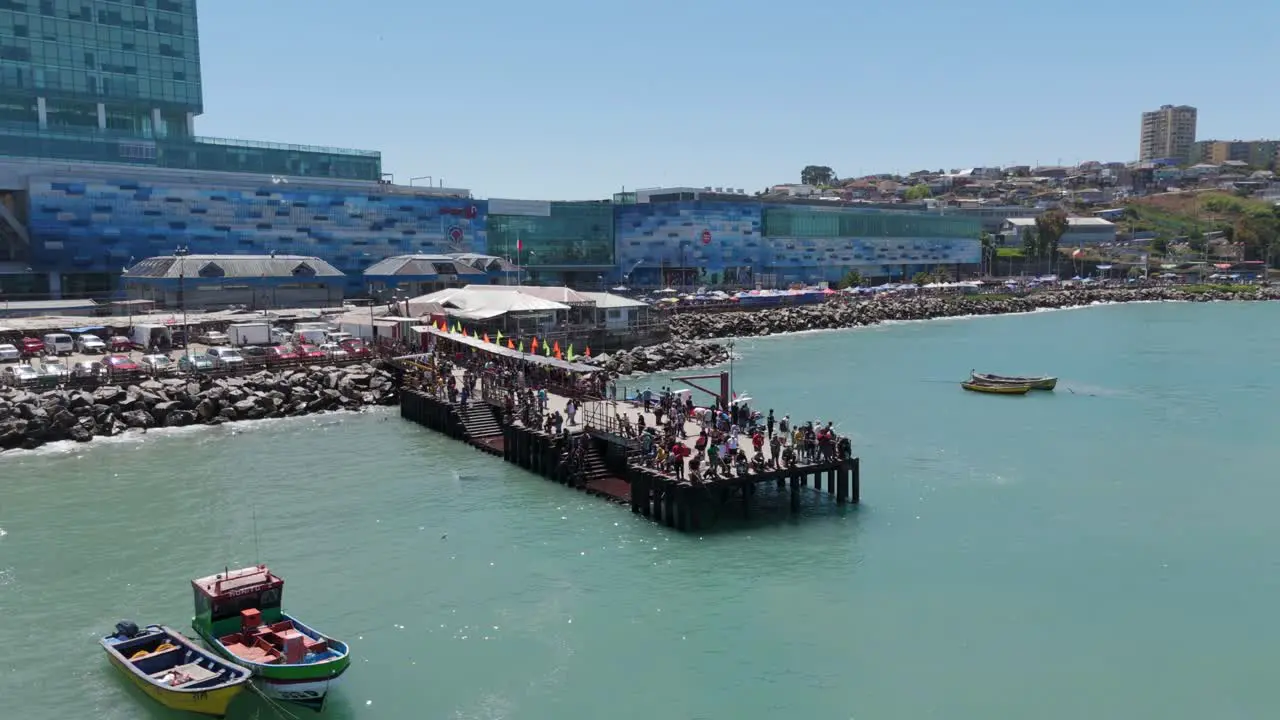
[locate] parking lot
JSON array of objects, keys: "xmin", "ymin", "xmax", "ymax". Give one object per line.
[{"xmin": 1, "ymin": 339, "xmax": 377, "ymax": 389}]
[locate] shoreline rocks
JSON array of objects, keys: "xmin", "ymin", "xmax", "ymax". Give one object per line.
[
  {"xmin": 669, "ymin": 286, "xmax": 1280, "ymax": 341},
  {"xmin": 582, "ymin": 341, "xmax": 731, "ymax": 376},
  {"xmin": 0, "ymin": 362, "xmax": 400, "ymax": 453}
]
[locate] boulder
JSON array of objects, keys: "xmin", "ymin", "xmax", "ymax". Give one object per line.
[{"xmin": 119, "ymin": 410, "xmax": 155, "ymax": 429}]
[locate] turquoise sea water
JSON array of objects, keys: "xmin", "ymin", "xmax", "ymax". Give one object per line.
[{"xmin": 3, "ymin": 301, "xmax": 1279, "ymax": 719}]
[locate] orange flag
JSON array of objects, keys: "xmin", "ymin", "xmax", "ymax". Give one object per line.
[
  {"xmin": 483, "ymin": 333, "xmax": 490, "ymax": 343},
  {"xmin": 506, "ymin": 338, "xmax": 515, "ymax": 349},
  {"xmin": 584, "ymin": 346, "xmax": 591, "ymax": 357},
  {"xmin": 554, "ymin": 349, "xmax": 563, "ymax": 360},
  {"xmin": 531, "ymin": 337, "xmax": 539, "ymax": 352},
  {"xmin": 552, "ymin": 340, "xmax": 561, "ymax": 354}
]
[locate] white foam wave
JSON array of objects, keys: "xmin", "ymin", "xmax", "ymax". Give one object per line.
[{"xmin": 0, "ymin": 406, "xmax": 392, "ymax": 462}]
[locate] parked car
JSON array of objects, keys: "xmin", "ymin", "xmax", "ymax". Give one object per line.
[
  {"xmin": 72, "ymin": 361, "xmax": 105, "ymax": 380},
  {"xmin": 19, "ymin": 337, "xmax": 44, "ymax": 357},
  {"xmin": 139, "ymin": 354, "xmax": 176, "ymax": 375},
  {"xmin": 75, "ymin": 333, "xmax": 106, "ymax": 354},
  {"xmin": 326, "ymin": 332, "xmax": 355, "ymax": 345},
  {"xmin": 170, "ymin": 329, "xmax": 188, "ymax": 348},
  {"xmin": 293, "ymin": 344, "xmax": 326, "ymax": 360},
  {"xmin": 0, "ymin": 343, "xmax": 19, "ymax": 362},
  {"xmin": 197, "ymin": 331, "xmax": 230, "ymax": 345},
  {"xmin": 108, "ymin": 335, "xmax": 133, "ymax": 352},
  {"xmin": 205, "ymin": 347, "xmax": 245, "ymax": 369},
  {"xmin": 101, "ymin": 354, "xmax": 140, "ymax": 373},
  {"xmin": 269, "ymin": 327, "xmax": 293, "ymax": 344},
  {"xmin": 39, "ymin": 358, "xmax": 71, "ymax": 379},
  {"xmin": 2, "ymin": 364, "xmax": 39, "ymax": 385},
  {"xmin": 264, "ymin": 345, "xmax": 299, "ymax": 365},
  {"xmin": 339, "ymin": 339, "xmax": 371, "ymax": 358},
  {"xmin": 42, "ymin": 332, "xmax": 74, "ymax": 356},
  {"xmin": 318, "ymin": 343, "xmax": 349, "ymax": 361},
  {"xmin": 178, "ymin": 354, "xmax": 216, "ymax": 373}
]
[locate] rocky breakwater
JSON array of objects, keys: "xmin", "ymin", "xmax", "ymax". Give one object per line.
[
  {"xmin": 0, "ymin": 363, "xmax": 400, "ymax": 452},
  {"xmin": 669, "ymin": 286, "xmax": 1280, "ymax": 340},
  {"xmin": 582, "ymin": 341, "xmax": 731, "ymax": 375}
]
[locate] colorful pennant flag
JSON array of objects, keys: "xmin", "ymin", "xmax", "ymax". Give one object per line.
[
  {"xmin": 482, "ymin": 333, "xmax": 490, "ymax": 343},
  {"xmin": 584, "ymin": 346, "xmax": 591, "ymax": 358},
  {"xmin": 543, "ymin": 341, "xmax": 551, "ymax": 356},
  {"xmin": 495, "ymin": 330, "xmax": 503, "ymax": 343},
  {"xmin": 506, "ymin": 338, "xmax": 515, "ymax": 349},
  {"xmin": 554, "ymin": 348, "xmax": 563, "ymax": 361},
  {"xmin": 531, "ymin": 337, "xmax": 539, "ymax": 353},
  {"xmin": 518, "ymin": 341, "xmax": 525, "ymax": 353},
  {"xmin": 567, "ymin": 343, "xmax": 575, "ymax": 361}
]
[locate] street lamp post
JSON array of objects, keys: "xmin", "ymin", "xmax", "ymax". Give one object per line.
[{"xmin": 174, "ymin": 246, "xmax": 189, "ymax": 358}]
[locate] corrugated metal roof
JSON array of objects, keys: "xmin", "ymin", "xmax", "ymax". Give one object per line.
[{"xmin": 123, "ymin": 254, "xmax": 344, "ymax": 279}]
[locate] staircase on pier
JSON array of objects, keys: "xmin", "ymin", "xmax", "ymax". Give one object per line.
[{"xmin": 454, "ymin": 402, "xmax": 504, "ymax": 454}]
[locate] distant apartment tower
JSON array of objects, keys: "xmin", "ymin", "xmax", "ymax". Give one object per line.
[{"xmin": 1139, "ymin": 105, "xmax": 1197, "ymax": 162}]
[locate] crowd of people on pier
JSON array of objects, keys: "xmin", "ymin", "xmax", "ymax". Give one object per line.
[
  {"xmin": 615, "ymin": 387, "xmax": 853, "ymax": 484},
  {"xmin": 404, "ymin": 337, "xmax": 852, "ymax": 487}
]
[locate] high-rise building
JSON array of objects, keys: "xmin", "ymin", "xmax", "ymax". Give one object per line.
[
  {"xmin": 1139, "ymin": 104, "xmax": 1197, "ymax": 162},
  {"xmin": 0, "ymin": 1, "xmax": 379, "ymax": 179}
]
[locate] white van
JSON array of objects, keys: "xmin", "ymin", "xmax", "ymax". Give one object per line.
[{"xmin": 42, "ymin": 333, "xmax": 74, "ymax": 356}]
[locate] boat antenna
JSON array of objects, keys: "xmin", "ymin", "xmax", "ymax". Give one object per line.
[{"xmin": 252, "ymin": 506, "xmax": 261, "ymax": 565}]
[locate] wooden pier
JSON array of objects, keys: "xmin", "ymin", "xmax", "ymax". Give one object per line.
[{"xmin": 398, "ymin": 386, "xmax": 861, "ymax": 532}]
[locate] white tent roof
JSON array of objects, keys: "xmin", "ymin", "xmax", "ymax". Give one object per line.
[
  {"xmin": 462, "ymin": 284, "xmax": 593, "ymax": 304},
  {"xmin": 409, "ymin": 287, "xmax": 570, "ymax": 320},
  {"xmin": 578, "ymin": 291, "xmax": 649, "ymax": 309}
]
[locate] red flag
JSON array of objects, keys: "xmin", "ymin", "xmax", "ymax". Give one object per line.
[
  {"xmin": 584, "ymin": 346, "xmax": 591, "ymax": 358},
  {"xmin": 506, "ymin": 338, "xmax": 515, "ymax": 349},
  {"xmin": 531, "ymin": 337, "xmax": 539, "ymax": 352},
  {"xmin": 483, "ymin": 333, "xmax": 490, "ymax": 343},
  {"xmin": 517, "ymin": 237, "xmax": 523, "ymax": 252}
]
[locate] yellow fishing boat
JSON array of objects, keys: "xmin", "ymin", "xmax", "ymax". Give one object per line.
[
  {"xmin": 101, "ymin": 622, "xmax": 250, "ymax": 717},
  {"xmin": 961, "ymin": 380, "xmax": 1032, "ymax": 395}
]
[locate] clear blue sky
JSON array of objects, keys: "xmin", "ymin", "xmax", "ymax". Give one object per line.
[{"xmin": 196, "ymin": 0, "xmax": 1278, "ymax": 200}]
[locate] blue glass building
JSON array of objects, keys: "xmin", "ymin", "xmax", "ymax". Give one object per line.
[
  {"xmin": 23, "ymin": 167, "xmax": 485, "ymax": 297},
  {"xmin": 614, "ymin": 200, "xmax": 981, "ymax": 286}
]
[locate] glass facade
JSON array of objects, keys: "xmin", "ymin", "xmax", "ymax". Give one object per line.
[
  {"xmin": 615, "ymin": 201, "xmax": 982, "ymax": 285},
  {"xmin": 0, "ymin": 0, "xmax": 203, "ymax": 117},
  {"xmin": 0, "ymin": 1, "xmax": 382, "ymax": 180},
  {"xmin": 27, "ymin": 174, "xmax": 487, "ymax": 294},
  {"xmin": 763, "ymin": 206, "xmax": 981, "ymax": 239},
  {"xmin": 487, "ymin": 201, "xmax": 614, "ymax": 268}
]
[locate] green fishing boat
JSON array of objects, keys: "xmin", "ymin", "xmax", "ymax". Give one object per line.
[{"xmin": 191, "ymin": 565, "xmax": 349, "ymax": 712}]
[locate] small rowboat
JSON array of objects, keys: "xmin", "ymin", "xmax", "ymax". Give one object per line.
[
  {"xmin": 962, "ymin": 380, "xmax": 1032, "ymax": 395},
  {"xmin": 971, "ymin": 372, "xmax": 1057, "ymax": 391},
  {"xmin": 101, "ymin": 622, "xmax": 250, "ymax": 717}
]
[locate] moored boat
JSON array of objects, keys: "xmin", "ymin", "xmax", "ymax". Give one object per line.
[
  {"xmin": 961, "ymin": 380, "xmax": 1032, "ymax": 395},
  {"xmin": 970, "ymin": 372, "xmax": 1058, "ymax": 391},
  {"xmin": 191, "ymin": 565, "xmax": 350, "ymax": 712},
  {"xmin": 101, "ymin": 621, "xmax": 250, "ymax": 717}
]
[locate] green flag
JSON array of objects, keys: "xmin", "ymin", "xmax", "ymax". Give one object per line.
[
  {"xmin": 567, "ymin": 343, "xmax": 575, "ymax": 361},
  {"xmin": 495, "ymin": 330, "xmax": 503, "ymax": 343},
  {"xmin": 518, "ymin": 341, "xmax": 525, "ymax": 353},
  {"xmin": 543, "ymin": 341, "xmax": 550, "ymax": 356}
]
